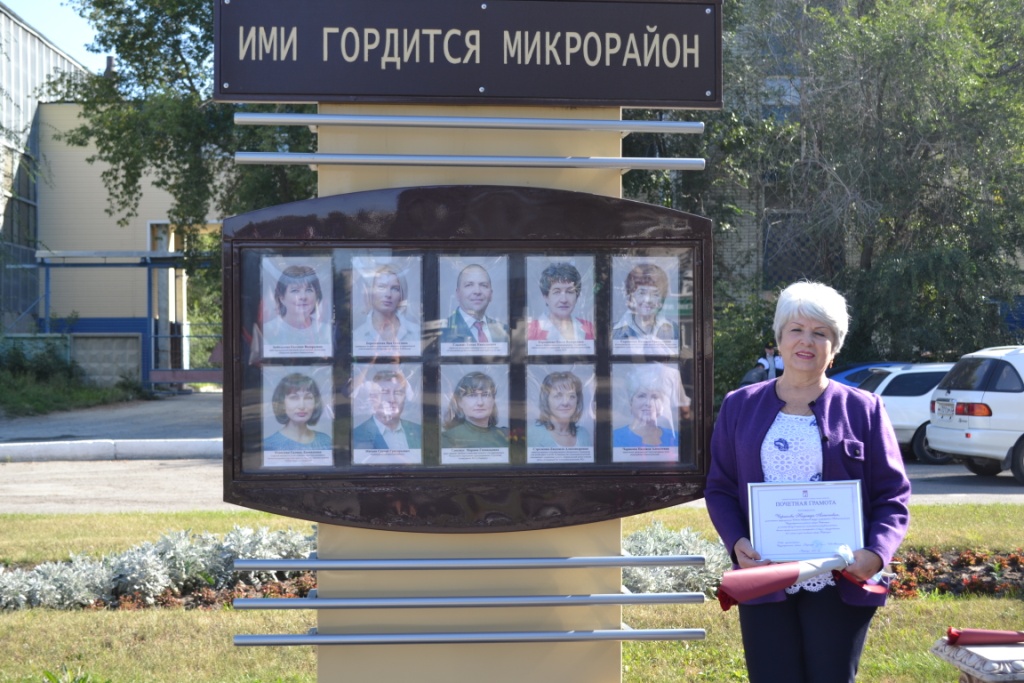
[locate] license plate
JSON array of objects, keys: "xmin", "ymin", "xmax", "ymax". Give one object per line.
[{"xmin": 935, "ymin": 401, "xmax": 954, "ymax": 418}]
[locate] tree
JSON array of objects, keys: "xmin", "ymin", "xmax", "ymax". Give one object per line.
[
  {"xmin": 626, "ymin": 0, "xmax": 1024, "ymax": 363},
  {"xmin": 755, "ymin": 0, "xmax": 1024, "ymax": 359},
  {"xmin": 46, "ymin": 0, "xmax": 316, "ymax": 268}
]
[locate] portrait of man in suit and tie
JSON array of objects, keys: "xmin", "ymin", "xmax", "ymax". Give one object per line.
[
  {"xmin": 351, "ymin": 366, "xmax": 423, "ymax": 465},
  {"xmin": 438, "ymin": 258, "xmax": 510, "ymax": 356}
]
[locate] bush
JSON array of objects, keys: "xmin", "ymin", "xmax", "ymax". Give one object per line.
[
  {"xmin": 0, "ymin": 526, "xmax": 316, "ymax": 611},
  {"xmin": 622, "ymin": 521, "xmax": 731, "ymax": 596},
  {"xmin": 712, "ymin": 295, "xmax": 777, "ymax": 407},
  {"xmin": 0, "ymin": 340, "xmax": 149, "ymax": 416},
  {"xmin": 0, "ymin": 340, "xmax": 81, "ymax": 383}
]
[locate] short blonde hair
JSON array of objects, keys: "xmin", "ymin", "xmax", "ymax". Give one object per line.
[{"xmin": 773, "ymin": 281, "xmax": 849, "ymax": 353}]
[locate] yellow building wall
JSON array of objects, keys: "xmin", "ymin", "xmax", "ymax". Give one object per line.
[{"xmin": 36, "ymin": 103, "xmax": 178, "ymax": 320}]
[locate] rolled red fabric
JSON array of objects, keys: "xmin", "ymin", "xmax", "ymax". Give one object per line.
[
  {"xmin": 717, "ymin": 552, "xmax": 860, "ymax": 611},
  {"xmin": 717, "ymin": 563, "xmax": 802, "ymax": 610},
  {"xmin": 947, "ymin": 627, "xmax": 1024, "ymax": 646}
]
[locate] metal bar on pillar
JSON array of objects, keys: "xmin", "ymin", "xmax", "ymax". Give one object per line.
[
  {"xmin": 234, "ymin": 592, "xmax": 705, "ymax": 610},
  {"xmin": 235, "ymin": 112, "xmax": 704, "ymax": 136},
  {"xmin": 234, "ymin": 555, "xmax": 705, "ymax": 571},
  {"xmin": 235, "ymin": 628, "xmax": 707, "ymax": 647},
  {"xmin": 235, "ymin": 152, "xmax": 704, "ymax": 171}
]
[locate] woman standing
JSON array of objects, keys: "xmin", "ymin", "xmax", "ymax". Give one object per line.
[{"xmin": 705, "ymin": 281, "xmax": 910, "ymax": 683}]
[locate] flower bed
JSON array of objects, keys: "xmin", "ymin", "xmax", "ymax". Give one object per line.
[
  {"xmin": 891, "ymin": 548, "xmax": 1024, "ymax": 599},
  {"xmin": 4, "ymin": 524, "xmax": 1023, "ymax": 611}
]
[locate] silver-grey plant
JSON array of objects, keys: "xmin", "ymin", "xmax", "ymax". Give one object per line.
[
  {"xmin": 0, "ymin": 555, "xmax": 111, "ymax": 610},
  {"xmin": 0, "ymin": 525, "xmax": 316, "ymax": 611},
  {"xmin": 621, "ymin": 521, "xmax": 731, "ymax": 597}
]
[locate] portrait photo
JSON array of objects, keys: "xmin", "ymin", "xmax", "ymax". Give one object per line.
[
  {"xmin": 259, "ymin": 255, "xmax": 334, "ymax": 359},
  {"xmin": 526, "ymin": 364, "xmax": 596, "ymax": 464},
  {"xmin": 439, "ymin": 364, "xmax": 510, "ymax": 464},
  {"xmin": 261, "ymin": 365, "xmax": 334, "ymax": 468},
  {"xmin": 610, "ymin": 255, "xmax": 682, "ymax": 357},
  {"xmin": 350, "ymin": 255, "xmax": 422, "ymax": 358},
  {"xmin": 437, "ymin": 256, "xmax": 510, "ymax": 357},
  {"xmin": 610, "ymin": 362, "xmax": 691, "ymax": 463},
  {"xmin": 525, "ymin": 257, "xmax": 596, "ymax": 356},
  {"xmin": 350, "ymin": 363, "xmax": 423, "ymax": 465}
]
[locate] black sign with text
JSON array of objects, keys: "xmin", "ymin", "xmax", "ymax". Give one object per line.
[{"xmin": 214, "ymin": 0, "xmax": 721, "ymax": 108}]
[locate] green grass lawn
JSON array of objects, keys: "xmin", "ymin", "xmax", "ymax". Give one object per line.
[{"xmin": 2, "ymin": 506, "xmax": 1022, "ymax": 683}]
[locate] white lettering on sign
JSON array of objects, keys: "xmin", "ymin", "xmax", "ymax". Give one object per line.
[
  {"xmin": 239, "ymin": 26, "xmax": 298, "ymax": 61},
  {"xmin": 322, "ymin": 26, "xmax": 482, "ymax": 69},
  {"xmin": 236, "ymin": 24, "xmax": 702, "ymax": 72},
  {"xmin": 503, "ymin": 28, "xmax": 699, "ymax": 69}
]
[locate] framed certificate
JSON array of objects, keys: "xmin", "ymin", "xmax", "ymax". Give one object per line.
[{"xmin": 748, "ymin": 480, "xmax": 864, "ymax": 562}]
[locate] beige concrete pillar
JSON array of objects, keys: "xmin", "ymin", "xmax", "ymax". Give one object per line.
[{"xmin": 317, "ymin": 102, "xmax": 624, "ymax": 683}]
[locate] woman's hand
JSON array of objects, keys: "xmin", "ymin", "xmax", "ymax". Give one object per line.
[
  {"xmin": 845, "ymin": 548, "xmax": 883, "ymax": 582},
  {"xmin": 734, "ymin": 538, "xmax": 769, "ymax": 569}
]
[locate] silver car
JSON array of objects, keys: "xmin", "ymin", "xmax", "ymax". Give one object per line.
[
  {"xmin": 927, "ymin": 346, "xmax": 1024, "ymax": 483},
  {"xmin": 857, "ymin": 363, "xmax": 954, "ymax": 464}
]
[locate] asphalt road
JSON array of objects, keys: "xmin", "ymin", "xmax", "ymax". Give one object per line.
[
  {"xmin": 0, "ymin": 392, "xmax": 1021, "ymax": 513},
  {"xmin": 1, "ymin": 391, "xmax": 223, "ymax": 443}
]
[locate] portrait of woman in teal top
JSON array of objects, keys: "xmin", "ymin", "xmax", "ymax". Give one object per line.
[{"xmin": 263, "ymin": 372, "xmax": 332, "ymax": 452}]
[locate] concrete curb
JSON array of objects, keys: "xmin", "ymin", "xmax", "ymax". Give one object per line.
[{"xmin": 0, "ymin": 439, "xmax": 222, "ymax": 462}]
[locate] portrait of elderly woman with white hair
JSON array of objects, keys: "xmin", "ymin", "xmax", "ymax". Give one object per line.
[
  {"xmin": 612, "ymin": 363, "xmax": 691, "ymax": 449},
  {"xmin": 705, "ymin": 281, "xmax": 911, "ymax": 683}
]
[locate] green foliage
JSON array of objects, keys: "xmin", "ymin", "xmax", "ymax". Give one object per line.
[
  {"xmin": 712, "ymin": 295, "xmax": 776, "ymax": 406},
  {"xmin": 113, "ymin": 372, "xmax": 155, "ymax": 400},
  {"xmin": 41, "ymin": 666, "xmax": 112, "ymax": 683},
  {"xmin": 624, "ymin": 0, "xmax": 1024, "ymax": 367},
  {"xmin": 45, "ymin": 0, "xmax": 316, "ymax": 276},
  {"xmin": 0, "ymin": 341, "xmax": 80, "ymax": 383},
  {"xmin": 184, "ymin": 232, "xmax": 223, "ymax": 368},
  {"xmin": 769, "ymin": 0, "xmax": 1024, "ymax": 359},
  {"xmin": 0, "ymin": 342, "xmax": 148, "ymax": 416}
]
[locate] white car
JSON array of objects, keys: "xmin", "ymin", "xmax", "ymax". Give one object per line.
[
  {"xmin": 856, "ymin": 363, "xmax": 954, "ymax": 464},
  {"xmin": 927, "ymin": 346, "xmax": 1024, "ymax": 483}
]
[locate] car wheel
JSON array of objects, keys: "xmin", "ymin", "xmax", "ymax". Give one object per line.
[
  {"xmin": 1010, "ymin": 441, "xmax": 1024, "ymax": 486},
  {"xmin": 911, "ymin": 424, "xmax": 953, "ymax": 465},
  {"xmin": 964, "ymin": 457, "xmax": 1003, "ymax": 477}
]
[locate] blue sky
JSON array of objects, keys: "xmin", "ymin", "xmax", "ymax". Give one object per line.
[{"xmin": 4, "ymin": 0, "xmax": 107, "ymax": 73}]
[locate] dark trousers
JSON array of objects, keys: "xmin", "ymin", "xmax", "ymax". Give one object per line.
[{"xmin": 737, "ymin": 585, "xmax": 877, "ymax": 683}]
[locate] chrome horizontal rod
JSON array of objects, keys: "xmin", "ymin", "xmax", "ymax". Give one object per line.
[
  {"xmin": 234, "ymin": 112, "xmax": 704, "ymax": 136},
  {"xmin": 234, "ymin": 555, "xmax": 704, "ymax": 572},
  {"xmin": 235, "ymin": 152, "xmax": 704, "ymax": 171},
  {"xmin": 233, "ymin": 592, "xmax": 704, "ymax": 610},
  {"xmin": 235, "ymin": 628, "xmax": 706, "ymax": 647}
]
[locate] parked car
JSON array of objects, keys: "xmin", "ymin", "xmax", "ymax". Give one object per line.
[
  {"xmin": 827, "ymin": 361, "xmax": 904, "ymax": 387},
  {"xmin": 927, "ymin": 346, "xmax": 1024, "ymax": 483},
  {"xmin": 856, "ymin": 363, "xmax": 954, "ymax": 464}
]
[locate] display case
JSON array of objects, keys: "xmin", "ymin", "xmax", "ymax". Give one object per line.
[{"xmin": 223, "ymin": 185, "xmax": 713, "ymax": 531}]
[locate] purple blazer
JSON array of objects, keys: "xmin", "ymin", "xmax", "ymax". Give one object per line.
[{"xmin": 705, "ymin": 379, "xmax": 911, "ymax": 607}]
